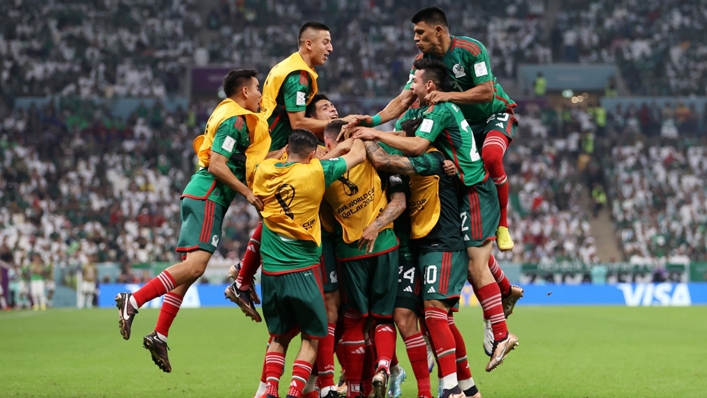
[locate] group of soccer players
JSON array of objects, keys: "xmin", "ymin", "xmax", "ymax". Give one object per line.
[{"xmin": 115, "ymin": 7, "xmax": 525, "ymax": 398}]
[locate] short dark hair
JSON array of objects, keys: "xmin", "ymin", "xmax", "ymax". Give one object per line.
[
  {"xmin": 412, "ymin": 58, "xmax": 449, "ymax": 91},
  {"xmin": 411, "ymin": 7, "xmax": 448, "ymax": 28},
  {"xmin": 298, "ymin": 22, "xmax": 330, "ymax": 45},
  {"xmin": 306, "ymin": 94, "xmax": 330, "ymax": 118},
  {"xmin": 288, "ymin": 129, "xmax": 319, "ymax": 157},
  {"xmin": 400, "ymin": 118, "xmax": 423, "ymax": 138},
  {"xmin": 323, "ymin": 120, "xmax": 347, "ymax": 142},
  {"xmin": 223, "ymin": 69, "xmax": 257, "ymax": 97}
]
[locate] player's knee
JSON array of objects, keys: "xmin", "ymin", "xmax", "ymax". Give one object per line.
[
  {"xmin": 482, "ymin": 146, "xmax": 504, "ymax": 168},
  {"xmin": 393, "ymin": 309, "xmax": 417, "ymax": 335}
]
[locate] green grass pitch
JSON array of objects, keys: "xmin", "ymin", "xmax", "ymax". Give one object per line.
[{"xmin": 1, "ymin": 306, "xmax": 706, "ymax": 397}]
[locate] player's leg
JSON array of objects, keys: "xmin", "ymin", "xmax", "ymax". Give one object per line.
[
  {"xmin": 339, "ymin": 258, "xmax": 370, "ymax": 398},
  {"xmin": 116, "ymin": 198, "xmax": 222, "ymax": 340},
  {"xmin": 227, "ymin": 221, "xmax": 263, "ymax": 318},
  {"xmin": 480, "ymin": 110, "xmax": 518, "ymax": 251},
  {"xmin": 461, "ymin": 181, "xmax": 518, "ymax": 371},
  {"xmin": 46, "ymin": 280, "xmax": 55, "ymax": 308},
  {"xmin": 370, "ymin": 250, "xmax": 399, "ymax": 398},
  {"xmin": 316, "ymin": 235, "xmax": 340, "ymax": 398},
  {"xmin": 420, "ymin": 250, "xmax": 469, "ymax": 398},
  {"xmin": 447, "ymin": 314, "xmax": 480, "ymax": 398},
  {"xmin": 261, "ymin": 271, "xmax": 297, "ymax": 398},
  {"xmin": 393, "ymin": 254, "xmax": 429, "ymax": 398},
  {"xmin": 83, "ymin": 281, "xmax": 94, "ymax": 309},
  {"xmin": 488, "ymin": 254, "xmax": 524, "ymax": 317},
  {"xmin": 284, "ymin": 269, "xmax": 328, "ymax": 398}
]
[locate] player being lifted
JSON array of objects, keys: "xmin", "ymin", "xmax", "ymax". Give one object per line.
[
  {"xmin": 362, "ymin": 7, "xmax": 519, "ymax": 253},
  {"xmin": 114, "ymin": 69, "xmax": 270, "ymax": 373},
  {"xmin": 352, "ymin": 59, "xmax": 519, "ymax": 372},
  {"xmin": 253, "ymin": 129, "xmax": 366, "ymax": 398},
  {"xmin": 230, "ymin": 22, "xmax": 360, "ymax": 317}
]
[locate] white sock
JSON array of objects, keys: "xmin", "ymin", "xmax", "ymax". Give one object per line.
[
  {"xmin": 156, "ymin": 332, "xmax": 168, "ymax": 343},
  {"xmin": 459, "ymin": 377, "xmax": 475, "ymax": 392},
  {"xmin": 441, "ymin": 372, "xmax": 458, "ymax": 390},
  {"xmin": 254, "ymin": 381, "xmax": 266, "ymax": 398},
  {"xmin": 129, "ymin": 295, "xmax": 138, "ymax": 309}
]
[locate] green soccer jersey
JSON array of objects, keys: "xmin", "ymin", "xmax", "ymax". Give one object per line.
[
  {"xmin": 405, "ymin": 35, "xmax": 515, "ymax": 125},
  {"xmin": 393, "ymin": 106, "xmax": 424, "ymax": 132},
  {"xmin": 415, "ymin": 102, "xmax": 486, "ymax": 187},
  {"xmin": 261, "ymin": 158, "xmax": 348, "ymax": 274},
  {"xmin": 182, "ymin": 116, "xmax": 250, "ymax": 208},
  {"xmin": 408, "ymin": 151, "xmax": 466, "ymax": 253},
  {"xmin": 268, "ymin": 71, "xmax": 314, "ymax": 151}
]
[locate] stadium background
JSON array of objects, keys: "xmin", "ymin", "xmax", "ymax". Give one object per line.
[{"xmin": 1, "ymin": 0, "xmax": 707, "ymax": 396}]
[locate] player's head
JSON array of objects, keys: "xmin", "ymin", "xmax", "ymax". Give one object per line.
[
  {"xmin": 223, "ymin": 69, "xmax": 261, "ymax": 112},
  {"xmin": 411, "ymin": 7, "xmax": 449, "ymax": 54},
  {"xmin": 400, "ymin": 117, "xmax": 424, "ymax": 138},
  {"xmin": 306, "ymin": 94, "xmax": 339, "ymax": 120},
  {"xmin": 298, "ymin": 22, "xmax": 332, "ymax": 66},
  {"xmin": 322, "ymin": 120, "xmax": 347, "ymax": 151},
  {"xmin": 287, "ymin": 129, "xmax": 319, "ymax": 162},
  {"xmin": 411, "ymin": 58, "xmax": 449, "ymax": 103}
]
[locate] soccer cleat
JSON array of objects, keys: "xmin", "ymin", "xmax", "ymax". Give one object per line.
[
  {"xmin": 372, "ymin": 370, "xmax": 388, "ymax": 398},
  {"xmin": 225, "ymin": 282, "xmax": 262, "ymax": 322},
  {"xmin": 336, "ymin": 372, "xmax": 347, "ymax": 396},
  {"xmin": 482, "ymin": 319, "xmax": 493, "ymax": 357},
  {"xmin": 440, "ymin": 386, "xmax": 464, "ymax": 398},
  {"xmin": 387, "ymin": 367, "xmax": 406, "ymax": 398},
  {"xmin": 495, "ymin": 226, "xmax": 514, "ymax": 252},
  {"xmin": 502, "ymin": 285, "xmax": 524, "ymax": 318},
  {"xmin": 466, "ymin": 393, "xmax": 482, "ymax": 398},
  {"xmin": 228, "ymin": 263, "xmax": 261, "ymax": 304},
  {"xmin": 143, "ymin": 332, "xmax": 171, "ymax": 373},
  {"xmin": 485, "ymin": 333, "xmax": 519, "ymax": 372},
  {"xmin": 115, "ymin": 293, "xmax": 138, "ymax": 340},
  {"xmin": 423, "ymin": 336, "xmax": 435, "ymax": 373},
  {"xmin": 321, "ymin": 390, "xmax": 340, "ymax": 398}
]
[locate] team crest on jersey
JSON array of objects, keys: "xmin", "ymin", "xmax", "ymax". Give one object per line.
[
  {"xmin": 453, "ymin": 63, "xmax": 466, "ymax": 78},
  {"xmin": 211, "ymin": 235, "xmax": 220, "ymax": 246}
]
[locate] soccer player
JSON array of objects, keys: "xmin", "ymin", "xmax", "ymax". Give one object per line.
[
  {"xmin": 362, "ymin": 118, "xmax": 480, "ymax": 398},
  {"xmin": 322, "ymin": 121, "xmax": 406, "ymax": 398},
  {"xmin": 232, "ymin": 22, "xmax": 360, "ymax": 317},
  {"xmin": 114, "ymin": 69, "xmax": 270, "ymax": 373},
  {"xmin": 29, "ymin": 253, "xmax": 47, "ymax": 311},
  {"xmin": 361, "ymin": 7, "xmax": 519, "ymax": 253},
  {"xmin": 352, "ymin": 59, "xmax": 519, "ymax": 372},
  {"xmin": 82, "ymin": 257, "xmax": 97, "ymax": 309},
  {"xmin": 254, "ymin": 129, "xmax": 366, "ymax": 398}
]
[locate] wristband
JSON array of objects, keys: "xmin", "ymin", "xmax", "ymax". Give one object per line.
[{"xmin": 371, "ymin": 114, "xmax": 382, "ymax": 127}]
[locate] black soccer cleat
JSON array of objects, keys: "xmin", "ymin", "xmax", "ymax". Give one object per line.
[
  {"xmin": 115, "ymin": 293, "xmax": 138, "ymax": 340},
  {"xmin": 225, "ymin": 282, "xmax": 262, "ymax": 322},
  {"xmin": 143, "ymin": 332, "xmax": 171, "ymax": 373}
]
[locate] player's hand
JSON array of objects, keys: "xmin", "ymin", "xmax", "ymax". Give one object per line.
[
  {"xmin": 334, "ymin": 138, "xmax": 355, "ymax": 154},
  {"xmin": 425, "ymin": 91, "xmax": 451, "ymax": 105},
  {"xmin": 315, "ymin": 145, "xmax": 327, "ymax": 158},
  {"xmin": 246, "ymin": 192, "xmax": 264, "ymax": 211},
  {"xmin": 351, "ymin": 127, "xmax": 379, "ymax": 141},
  {"xmin": 443, "ymin": 160, "xmax": 458, "ymax": 176},
  {"xmin": 358, "ymin": 221, "xmax": 381, "ymax": 253}
]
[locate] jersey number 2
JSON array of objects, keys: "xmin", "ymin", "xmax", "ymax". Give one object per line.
[{"xmin": 460, "ymin": 120, "xmax": 481, "ymax": 162}]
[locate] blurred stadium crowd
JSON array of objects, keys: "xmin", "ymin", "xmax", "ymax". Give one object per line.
[{"xmin": 1, "ymin": 0, "xmax": 706, "ymax": 287}]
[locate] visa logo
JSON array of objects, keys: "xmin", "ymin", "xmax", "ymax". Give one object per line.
[{"xmin": 617, "ymin": 283, "xmax": 691, "ymax": 306}]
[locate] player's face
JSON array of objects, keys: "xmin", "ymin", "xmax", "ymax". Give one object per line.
[
  {"xmin": 314, "ymin": 99, "xmax": 338, "ymax": 120},
  {"xmin": 244, "ymin": 77, "xmax": 261, "ymax": 113},
  {"xmin": 410, "ymin": 69, "xmax": 429, "ymax": 101},
  {"xmin": 413, "ymin": 21, "xmax": 439, "ymax": 54},
  {"xmin": 310, "ymin": 31, "xmax": 333, "ymax": 66}
]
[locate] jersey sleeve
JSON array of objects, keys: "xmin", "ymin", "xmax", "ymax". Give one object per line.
[
  {"xmin": 321, "ymin": 158, "xmax": 349, "ymax": 187},
  {"xmin": 468, "ymin": 41, "xmax": 493, "ymax": 85},
  {"xmin": 409, "ymin": 151, "xmax": 445, "ymax": 177},
  {"xmin": 414, "ymin": 105, "xmax": 452, "ymax": 143},
  {"xmin": 211, "ymin": 116, "xmax": 249, "ymax": 159},
  {"xmin": 282, "ymin": 71, "xmax": 312, "ymax": 113}
]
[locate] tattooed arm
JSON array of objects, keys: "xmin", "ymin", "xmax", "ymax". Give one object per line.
[
  {"xmin": 363, "ymin": 140, "xmax": 418, "ymax": 175},
  {"xmin": 358, "ymin": 190, "xmax": 406, "ymax": 253}
]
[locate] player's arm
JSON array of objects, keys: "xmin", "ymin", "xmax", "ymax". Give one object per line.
[
  {"xmin": 209, "ymin": 117, "xmax": 264, "ymax": 210},
  {"xmin": 359, "ymin": 176, "xmax": 406, "ymax": 252},
  {"xmin": 363, "ymin": 140, "xmax": 417, "ymax": 176},
  {"xmin": 353, "ymin": 127, "xmax": 429, "ymax": 157},
  {"xmin": 361, "ymin": 89, "xmax": 416, "ymax": 127},
  {"xmin": 427, "ymin": 45, "xmax": 495, "ymax": 105}
]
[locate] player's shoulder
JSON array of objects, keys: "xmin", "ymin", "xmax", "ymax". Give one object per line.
[
  {"xmin": 285, "ymin": 70, "xmax": 311, "ymax": 86},
  {"xmin": 451, "ymin": 35, "xmax": 485, "ymax": 56}
]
